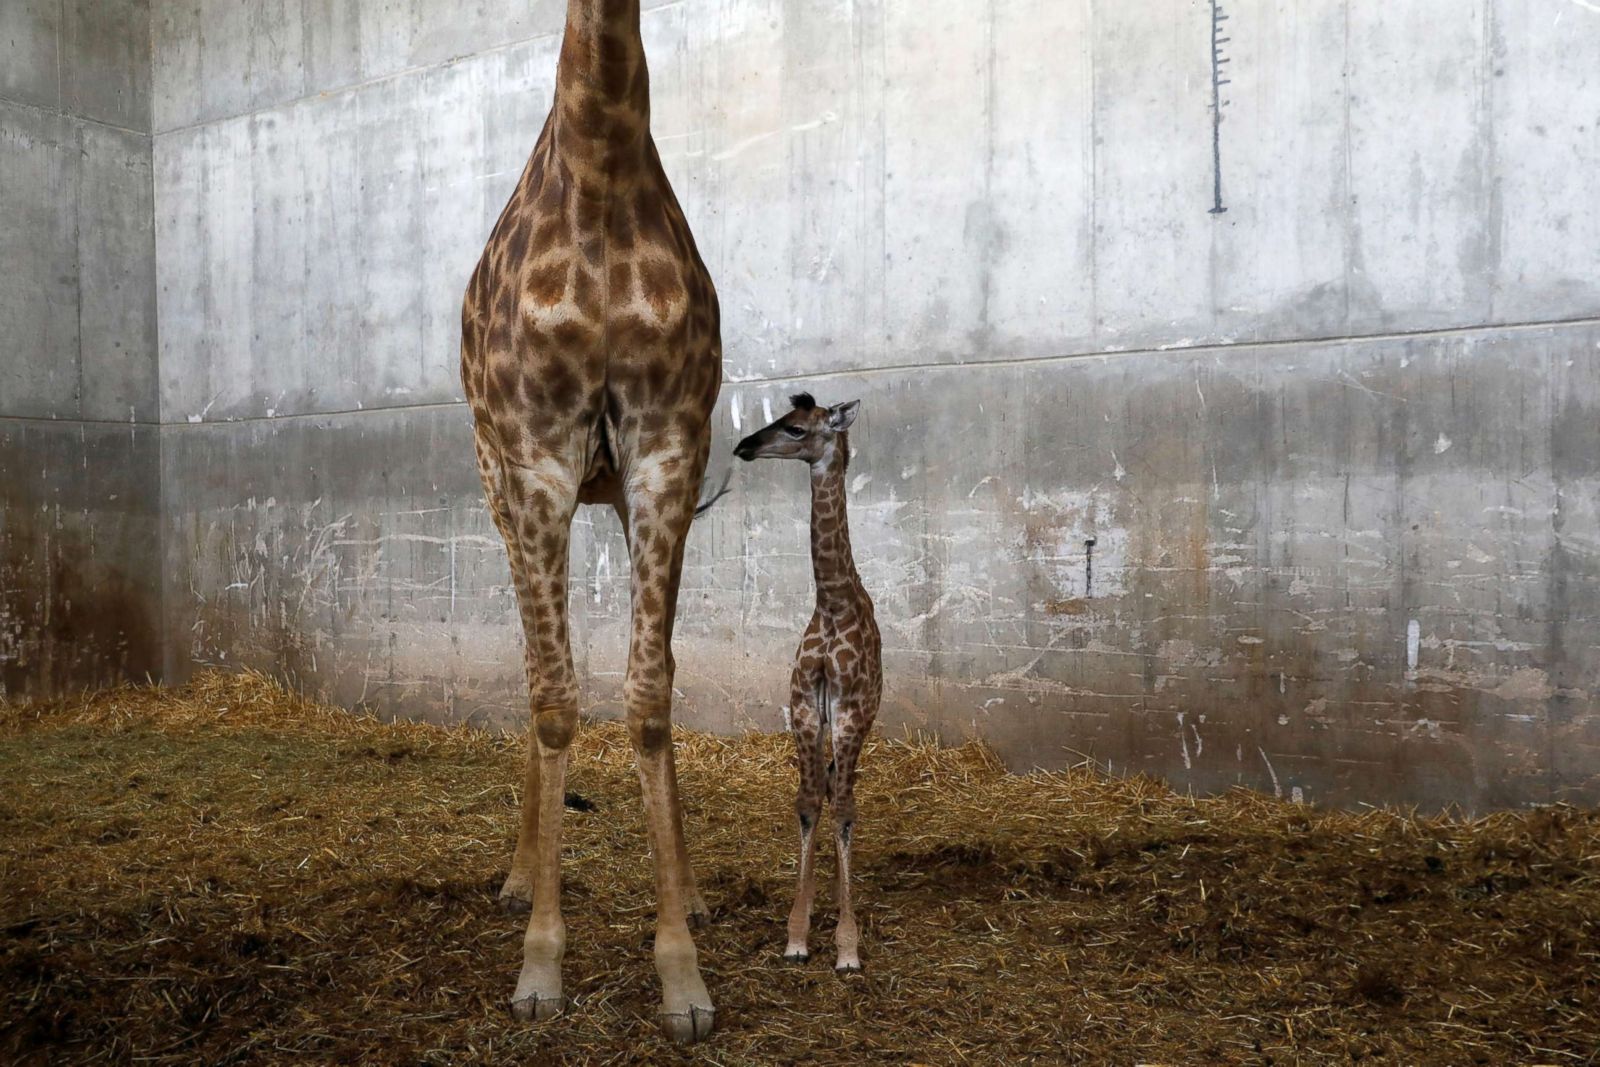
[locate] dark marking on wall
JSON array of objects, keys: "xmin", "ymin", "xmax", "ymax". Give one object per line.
[
  {"xmin": 0, "ymin": 423, "xmax": 163, "ymax": 700},
  {"xmin": 0, "ymin": 521, "xmax": 159, "ymax": 699},
  {"xmin": 1209, "ymin": 0, "xmax": 1231, "ymax": 215},
  {"xmin": 1084, "ymin": 536, "xmax": 1098, "ymax": 597}
]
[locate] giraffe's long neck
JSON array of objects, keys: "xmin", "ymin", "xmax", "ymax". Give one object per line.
[
  {"xmin": 555, "ymin": 0, "xmax": 650, "ymax": 173},
  {"xmin": 809, "ymin": 436, "xmax": 862, "ymax": 616}
]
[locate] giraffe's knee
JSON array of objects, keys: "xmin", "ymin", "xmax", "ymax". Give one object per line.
[
  {"xmin": 532, "ymin": 703, "xmax": 579, "ymax": 751},
  {"xmin": 627, "ymin": 710, "xmax": 673, "ymax": 756},
  {"xmin": 623, "ymin": 669, "xmax": 675, "ymax": 756}
]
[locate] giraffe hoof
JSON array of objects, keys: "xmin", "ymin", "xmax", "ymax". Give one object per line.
[
  {"xmin": 496, "ymin": 883, "xmax": 534, "ymax": 915},
  {"xmin": 835, "ymin": 961, "xmax": 863, "ymax": 975},
  {"xmin": 783, "ymin": 948, "xmax": 810, "ymax": 964},
  {"xmin": 509, "ymin": 994, "xmax": 566, "ymax": 1024},
  {"xmin": 497, "ymin": 888, "xmax": 532, "ymax": 915},
  {"xmin": 660, "ymin": 1004, "xmax": 715, "ymax": 1044}
]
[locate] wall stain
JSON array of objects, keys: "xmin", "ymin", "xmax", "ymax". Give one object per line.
[{"xmin": 0, "ymin": 523, "xmax": 158, "ymax": 699}]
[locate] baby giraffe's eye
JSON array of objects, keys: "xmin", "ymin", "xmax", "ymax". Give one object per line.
[{"xmin": 783, "ymin": 426, "xmax": 807, "ymax": 439}]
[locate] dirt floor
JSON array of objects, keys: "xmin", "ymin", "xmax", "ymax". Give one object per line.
[{"xmin": 2, "ymin": 673, "xmax": 1598, "ymax": 1065}]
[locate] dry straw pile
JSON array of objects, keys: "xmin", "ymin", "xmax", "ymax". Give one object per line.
[{"xmin": 2, "ymin": 671, "xmax": 1598, "ymax": 1064}]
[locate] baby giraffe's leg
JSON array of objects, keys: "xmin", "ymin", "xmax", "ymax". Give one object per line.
[
  {"xmin": 829, "ymin": 706, "xmax": 868, "ymax": 974},
  {"xmin": 785, "ymin": 687, "xmax": 826, "ymax": 962}
]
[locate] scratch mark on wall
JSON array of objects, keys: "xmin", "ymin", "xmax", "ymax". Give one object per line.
[
  {"xmin": 1258, "ymin": 747, "xmax": 1282, "ymax": 798},
  {"xmin": 1319, "ymin": 372, "xmax": 1408, "ymax": 403},
  {"xmin": 710, "ymin": 112, "xmax": 838, "ymax": 162},
  {"xmin": 593, "ymin": 543, "xmax": 611, "ymax": 605},
  {"xmin": 331, "ymin": 532, "xmax": 502, "ymax": 549}
]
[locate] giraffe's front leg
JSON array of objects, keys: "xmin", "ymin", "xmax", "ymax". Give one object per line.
[{"xmin": 785, "ymin": 690, "xmax": 826, "ymax": 963}]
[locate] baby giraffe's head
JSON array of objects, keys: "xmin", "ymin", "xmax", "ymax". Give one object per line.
[{"xmin": 733, "ymin": 393, "xmax": 861, "ymax": 465}]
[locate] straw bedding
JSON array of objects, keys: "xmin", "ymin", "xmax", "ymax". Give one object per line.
[{"xmin": 2, "ymin": 671, "xmax": 1597, "ymax": 1064}]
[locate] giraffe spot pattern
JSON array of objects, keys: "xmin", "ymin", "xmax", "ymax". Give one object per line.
[{"xmin": 459, "ymin": 5, "xmax": 728, "ymax": 1029}]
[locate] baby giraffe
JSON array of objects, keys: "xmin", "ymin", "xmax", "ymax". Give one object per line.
[{"xmin": 734, "ymin": 393, "xmax": 882, "ymax": 973}]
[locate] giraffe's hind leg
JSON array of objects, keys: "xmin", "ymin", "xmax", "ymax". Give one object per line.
[
  {"xmin": 829, "ymin": 701, "xmax": 869, "ymax": 974},
  {"xmin": 617, "ymin": 443, "xmax": 715, "ymax": 1043},
  {"xmin": 784, "ymin": 679, "xmax": 826, "ymax": 962},
  {"xmin": 489, "ymin": 446, "xmax": 585, "ymax": 1024},
  {"xmin": 610, "ymin": 498, "xmax": 710, "ymax": 929},
  {"xmin": 474, "ymin": 429, "xmax": 540, "ymax": 915}
]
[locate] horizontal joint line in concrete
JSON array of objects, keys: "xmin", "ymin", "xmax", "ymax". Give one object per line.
[
  {"xmin": 39, "ymin": 313, "xmax": 1595, "ymax": 430},
  {"xmin": 0, "ymin": 95, "xmax": 150, "ymax": 137},
  {"xmin": 0, "ymin": 414, "xmax": 162, "ymax": 428},
  {"xmin": 733, "ymin": 314, "xmax": 1600, "ymax": 388},
  {"xmin": 163, "ymin": 402, "xmax": 469, "ymax": 426}
]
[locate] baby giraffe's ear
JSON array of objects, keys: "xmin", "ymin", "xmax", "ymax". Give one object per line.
[{"xmin": 827, "ymin": 399, "xmax": 861, "ymax": 432}]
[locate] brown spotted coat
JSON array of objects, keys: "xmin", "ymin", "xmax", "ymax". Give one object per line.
[
  {"xmin": 732, "ymin": 394, "xmax": 883, "ymax": 972},
  {"xmin": 459, "ymin": 0, "xmax": 719, "ymax": 1043}
]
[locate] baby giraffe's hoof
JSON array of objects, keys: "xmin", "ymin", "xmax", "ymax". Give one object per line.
[
  {"xmin": 783, "ymin": 947, "xmax": 810, "ymax": 964},
  {"xmin": 835, "ymin": 960, "xmax": 863, "ymax": 975},
  {"xmin": 509, "ymin": 994, "xmax": 566, "ymax": 1024},
  {"xmin": 660, "ymin": 1004, "xmax": 715, "ymax": 1044}
]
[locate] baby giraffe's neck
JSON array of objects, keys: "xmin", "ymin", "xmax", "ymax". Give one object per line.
[{"xmin": 808, "ymin": 436, "xmax": 862, "ymax": 616}]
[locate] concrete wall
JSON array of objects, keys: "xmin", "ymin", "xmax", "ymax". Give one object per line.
[
  {"xmin": 0, "ymin": 0, "xmax": 160, "ymax": 696},
  {"xmin": 7, "ymin": 0, "xmax": 1600, "ymax": 810}
]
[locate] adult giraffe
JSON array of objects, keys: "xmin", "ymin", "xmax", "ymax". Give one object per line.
[{"xmin": 459, "ymin": 0, "xmax": 721, "ymax": 1043}]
